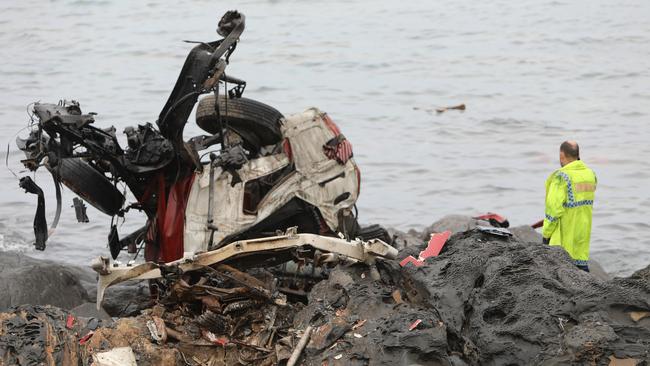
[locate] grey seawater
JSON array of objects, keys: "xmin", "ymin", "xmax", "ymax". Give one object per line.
[{"xmin": 0, "ymin": 0, "xmax": 648, "ymax": 275}]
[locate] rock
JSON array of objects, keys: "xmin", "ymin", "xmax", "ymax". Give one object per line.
[
  {"xmin": 630, "ymin": 263, "xmax": 650, "ymax": 282},
  {"xmin": 98, "ymin": 282, "xmax": 152, "ymax": 317},
  {"xmin": 70, "ymin": 302, "xmax": 113, "ymax": 322},
  {"xmin": 0, "ymin": 252, "xmax": 89, "ymax": 311},
  {"xmin": 421, "ymin": 214, "xmax": 479, "ymax": 239},
  {"xmin": 563, "ymin": 321, "xmax": 618, "ymax": 354},
  {"xmin": 386, "ymin": 227, "xmax": 423, "ymax": 249},
  {"xmin": 0, "ymin": 225, "xmax": 647, "ymax": 365},
  {"xmin": 509, "ymin": 224, "xmax": 543, "ymax": 243},
  {"xmin": 295, "ymin": 228, "xmax": 650, "ymax": 365},
  {"xmin": 590, "ymin": 259, "xmax": 611, "ymax": 281}
]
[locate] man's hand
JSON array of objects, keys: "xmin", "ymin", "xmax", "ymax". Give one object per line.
[{"xmin": 542, "ymin": 237, "xmax": 550, "ymax": 244}]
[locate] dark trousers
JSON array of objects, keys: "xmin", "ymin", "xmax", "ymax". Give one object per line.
[{"xmin": 576, "ymin": 264, "xmax": 590, "ymax": 272}]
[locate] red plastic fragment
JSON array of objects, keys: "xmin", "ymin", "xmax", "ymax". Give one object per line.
[
  {"xmin": 214, "ymin": 337, "xmax": 229, "ymax": 346},
  {"xmin": 420, "ymin": 231, "xmax": 451, "ymax": 259},
  {"xmin": 400, "ymin": 231, "xmax": 451, "ymax": 268},
  {"xmin": 282, "ymin": 138, "xmax": 293, "ymax": 161},
  {"xmin": 203, "ymin": 330, "xmax": 229, "ymax": 347},
  {"xmin": 79, "ymin": 331, "xmax": 94, "ymax": 345},
  {"xmin": 409, "ymin": 319, "xmax": 422, "ymax": 331},
  {"xmin": 66, "ymin": 314, "xmax": 75, "ymax": 329},
  {"xmin": 399, "ymin": 256, "xmax": 424, "ymax": 267},
  {"xmin": 474, "ymin": 212, "xmax": 507, "ymax": 224}
]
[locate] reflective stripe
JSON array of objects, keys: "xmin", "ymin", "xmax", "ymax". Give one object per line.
[
  {"xmin": 545, "ymin": 214, "xmax": 557, "ymax": 222},
  {"xmin": 556, "ymin": 171, "xmax": 594, "ymax": 209},
  {"xmin": 564, "ymin": 200, "xmax": 593, "ymax": 208},
  {"xmin": 556, "ymin": 172, "xmax": 575, "ymax": 203},
  {"xmin": 574, "ymin": 259, "xmax": 588, "ymax": 266}
]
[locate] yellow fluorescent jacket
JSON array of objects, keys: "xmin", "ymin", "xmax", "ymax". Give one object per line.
[{"xmin": 542, "ymin": 160, "xmax": 597, "ymax": 265}]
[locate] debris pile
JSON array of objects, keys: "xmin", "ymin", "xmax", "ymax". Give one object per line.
[{"xmin": 1, "ymin": 222, "xmax": 649, "ymax": 365}]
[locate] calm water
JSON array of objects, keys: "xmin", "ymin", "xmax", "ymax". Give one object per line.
[{"xmin": 0, "ymin": 0, "xmax": 648, "ymax": 275}]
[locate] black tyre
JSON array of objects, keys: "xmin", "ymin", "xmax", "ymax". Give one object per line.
[
  {"xmin": 49, "ymin": 158, "xmax": 125, "ymax": 216},
  {"xmin": 196, "ymin": 95, "xmax": 283, "ymax": 152},
  {"xmin": 356, "ymin": 224, "xmax": 394, "ymax": 245}
]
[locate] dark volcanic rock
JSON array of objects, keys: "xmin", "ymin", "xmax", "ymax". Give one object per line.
[
  {"xmin": 0, "ymin": 252, "xmax": 89, "ymax": 311},
  {"xmin": 1, "ymin": 228, "xmax": 648, "ymax": 365},
  {"xmin": 296, "ymin": 229, "xmax": 650, "ymax": 365},
  {"xmin": 0, "ymin": 252, "xmax": 151, "ymax": 317}
]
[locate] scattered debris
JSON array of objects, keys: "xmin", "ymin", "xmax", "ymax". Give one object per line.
[
  {"xmin": 629, "ymin": 311, "xmax": 650, "ymax": 322},
  {"xmin": 1, "ymin": 223, "xmax": 649, "ymax": 365},
  {"xmin": 476, "ymin": 225, "xmax": 513, "ymax": 237},
  {"xmin": 391, "ymin": 289, "xmax": 403, "ymax": 304},
  {"xmin": 66, "ymin": 314, "xmax": 75, "ymax": 329},
  {"xmin": 79, "ymin": 331, "xmax": 94, "ymax": 345},
  {"xmin": 473, "ymin": 212, "xmax": 509, "ymax": 228},
  {"xmin": 409, "ymin": 319, "xmax": 423, "ymax": 331},
  {"xmin": 436, "ymin": 103, "xmax": 466, "ymax": 113},
  {"xmin": 400, "ymin": 231, "xmax": 451, "ymax": 267},
  {"xmin": 420, "ymin": 230, "xmax": 452, "ymax": 259},
  {"xmin": 413, "ymin": 104, "xmax": 467, "ymax": 115},
  {"xmin": 287, "ymin": 325, "xmax": 313, "ymax": 366},
  {"xmin": 399, "ymin": 255, "xmax": 424, "ymax": 267},
  {"xmin": 608, "ymin": 355, "xmax": 640, "ymax": 366},
  {"xmin": 72, "ymin": 197, "xmax": 89, "ymax": 223},
  {"xmin": 92, "ymin": 347, "xmax": 137, "ymax": 366},
  {"xmin": 351, "ymin": 319, "xmax": 367, "ymax": 330}
]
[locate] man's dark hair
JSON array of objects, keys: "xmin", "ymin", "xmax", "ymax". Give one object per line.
[{"xmin": 560, "ymin": 141, "xmax": 580, "ymax": 160}]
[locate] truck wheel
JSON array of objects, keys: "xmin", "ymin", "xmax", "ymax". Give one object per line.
[
  {"xmin": 196, "ymin": 95, "xmax": 283, "ymax": 153},
  {"xmin": 49, "ymin": 158, "xmax": 125, "ymax": 216}
]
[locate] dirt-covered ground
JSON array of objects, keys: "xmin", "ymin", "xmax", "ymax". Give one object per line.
[{"xmin": 1, "ymin": 216, "xmax": 648, "ymax": 365}]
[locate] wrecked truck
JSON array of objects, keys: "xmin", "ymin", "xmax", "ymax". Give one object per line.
[
  {"xmin": 15, "ymin": 10, "xmax": 390, "ymax": 257},
  {"xmin": 15, "ymin": 10, "xmax": 396, "ymax": 305}
]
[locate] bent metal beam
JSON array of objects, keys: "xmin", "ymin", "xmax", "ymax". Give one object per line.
[{"xmin": 92, "ymin": 227, "xmax": 398, "ymax": 309}]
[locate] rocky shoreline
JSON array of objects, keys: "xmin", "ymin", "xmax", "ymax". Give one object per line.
[{"xmin": 1, "ymin": 215, "xmax": 648, "ymax": 365}]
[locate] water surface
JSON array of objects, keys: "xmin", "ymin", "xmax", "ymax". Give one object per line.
[{"xmin": 1, "ymin": 0, "xmax": 648, "ymax": 275}]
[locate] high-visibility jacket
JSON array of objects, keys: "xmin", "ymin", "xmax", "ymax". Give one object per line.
[{"xmin": 542, "ymin": 160, "xmax": 597, "ymax": 266}]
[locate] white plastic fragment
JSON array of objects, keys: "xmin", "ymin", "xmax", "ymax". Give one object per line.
[{"xmin": 92, "ymin": 347, "xmax": 137, "ymax": 366}]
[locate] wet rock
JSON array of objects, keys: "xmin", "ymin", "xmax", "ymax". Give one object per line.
[
  {"xmin": 421, "ymin": 214, "xmax": 479, "ymax": 239},
  {"xmin": 70, "ymin": 302, "xmax": 113, "ymax": 322},
  {"xmin": 0, "ymin": 252, "xmax": 89, "ymax": 311},
  {"xmin": 509, "ymin": 224, "xmax": 543, "ymax": 243},
  {"xmin": 295, "ymin": 229, "xmax": 650, "ymax": 365},
  {"xmin": 386, "ymin": 227, "xmax": 424, "ymax": 249},
  {"xmin": 99, "ymin": 283, "xmax": 152, "ymax": 317},
  {"xmin": 630, "ymin": 263, "xmax": 650, "ymax": 282},
  {"xmin": 563, "ymin": 321, "xmax": 619, "ymax": 354},
  {"xmin": 0, "ymin": 225, "xmax": 647, "ymax": 365},
  {"xmin": 0, "ymin": 252, "xmax": 149, "ymax": 317}
]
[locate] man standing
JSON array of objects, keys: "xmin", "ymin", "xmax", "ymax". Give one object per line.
[{"xmin": 543, "ymin": 141, "xmax": 597, "ymax": 272}]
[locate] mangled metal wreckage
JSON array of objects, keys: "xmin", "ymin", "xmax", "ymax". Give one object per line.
[{"xmin": 15, "ymin": 11, "xmax": 395, "ymax": 306}]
